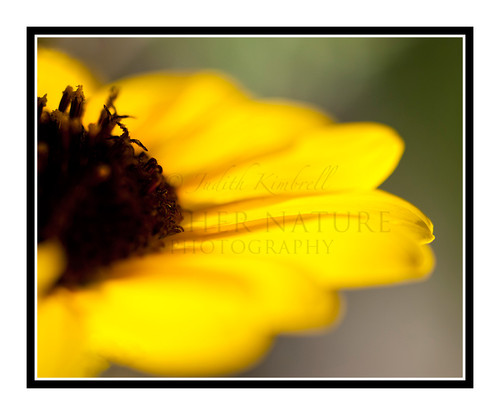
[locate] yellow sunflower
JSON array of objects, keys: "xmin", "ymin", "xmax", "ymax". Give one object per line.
[{"xmin": 36, "ymin": 48, "xmax": 435, "ymax": 378}]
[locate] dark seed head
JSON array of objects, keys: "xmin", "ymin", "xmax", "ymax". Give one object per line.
[{"xmin": 38, "ymin": 86, "xmax": 183, "ymax": 286}]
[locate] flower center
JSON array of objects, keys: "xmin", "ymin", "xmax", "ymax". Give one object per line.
[{"xmin": 38, "ymin": 86, "xmax": 183, "ymax": 286}]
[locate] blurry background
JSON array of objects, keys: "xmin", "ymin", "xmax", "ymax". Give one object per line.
[{"xmin": 38, "ymin": 36, "xmax": 463, "ymax": 377}]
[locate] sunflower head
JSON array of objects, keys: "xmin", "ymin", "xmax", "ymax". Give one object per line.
[{"xmin": 36, "ymin": 47, "xmax": 435, "ymax": 378}]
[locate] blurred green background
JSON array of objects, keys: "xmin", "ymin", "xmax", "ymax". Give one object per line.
[{"xmin": 39, "ymin": 36, "xmax": 463, "ymax": 377}]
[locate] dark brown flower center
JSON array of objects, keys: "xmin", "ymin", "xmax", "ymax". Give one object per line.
[{"xmin": 38, "ymin": 85, "xmax": 183, "ymax": 287}]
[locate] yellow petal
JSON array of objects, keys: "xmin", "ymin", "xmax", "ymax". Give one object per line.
[
  {"xmin": 178, "ymin": 122, "xmax": 404, "ymax": 208},
  {"xmin": 74, "ymin": 256, "xmax": 341, "ymax": 376},
  {"xmin": 170, "ymin": 234, "xmax": 434, "ymax": 290},
  {"xmin": 152, "ymin": 99, "xmax": 332, "ymax": 180},
  {"xmin": 168, "ymin": 191, "xmax": 435, "ymax": 289},
  {"xmin": 37, "ymin": 288, "xmax": 108, "ymax": 378},
  {"xmin": 82, "ymin": 71, "xmax": 250, "ymax": 149},
  {"xmin": 37, "ymin": 48, "xmax": 100, "ymax": 109},
  {"xmin": 37, "ymin": 239, "xmax": 66, "ymax": 296},
  {"xmin": 183, "ymin": 189, "xmax": 434, "ymax": 244}
]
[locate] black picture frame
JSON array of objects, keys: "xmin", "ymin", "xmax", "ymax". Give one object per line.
[{"xmin": 27, "ymin": 26, "xmax": 473, "ymax": 388}]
